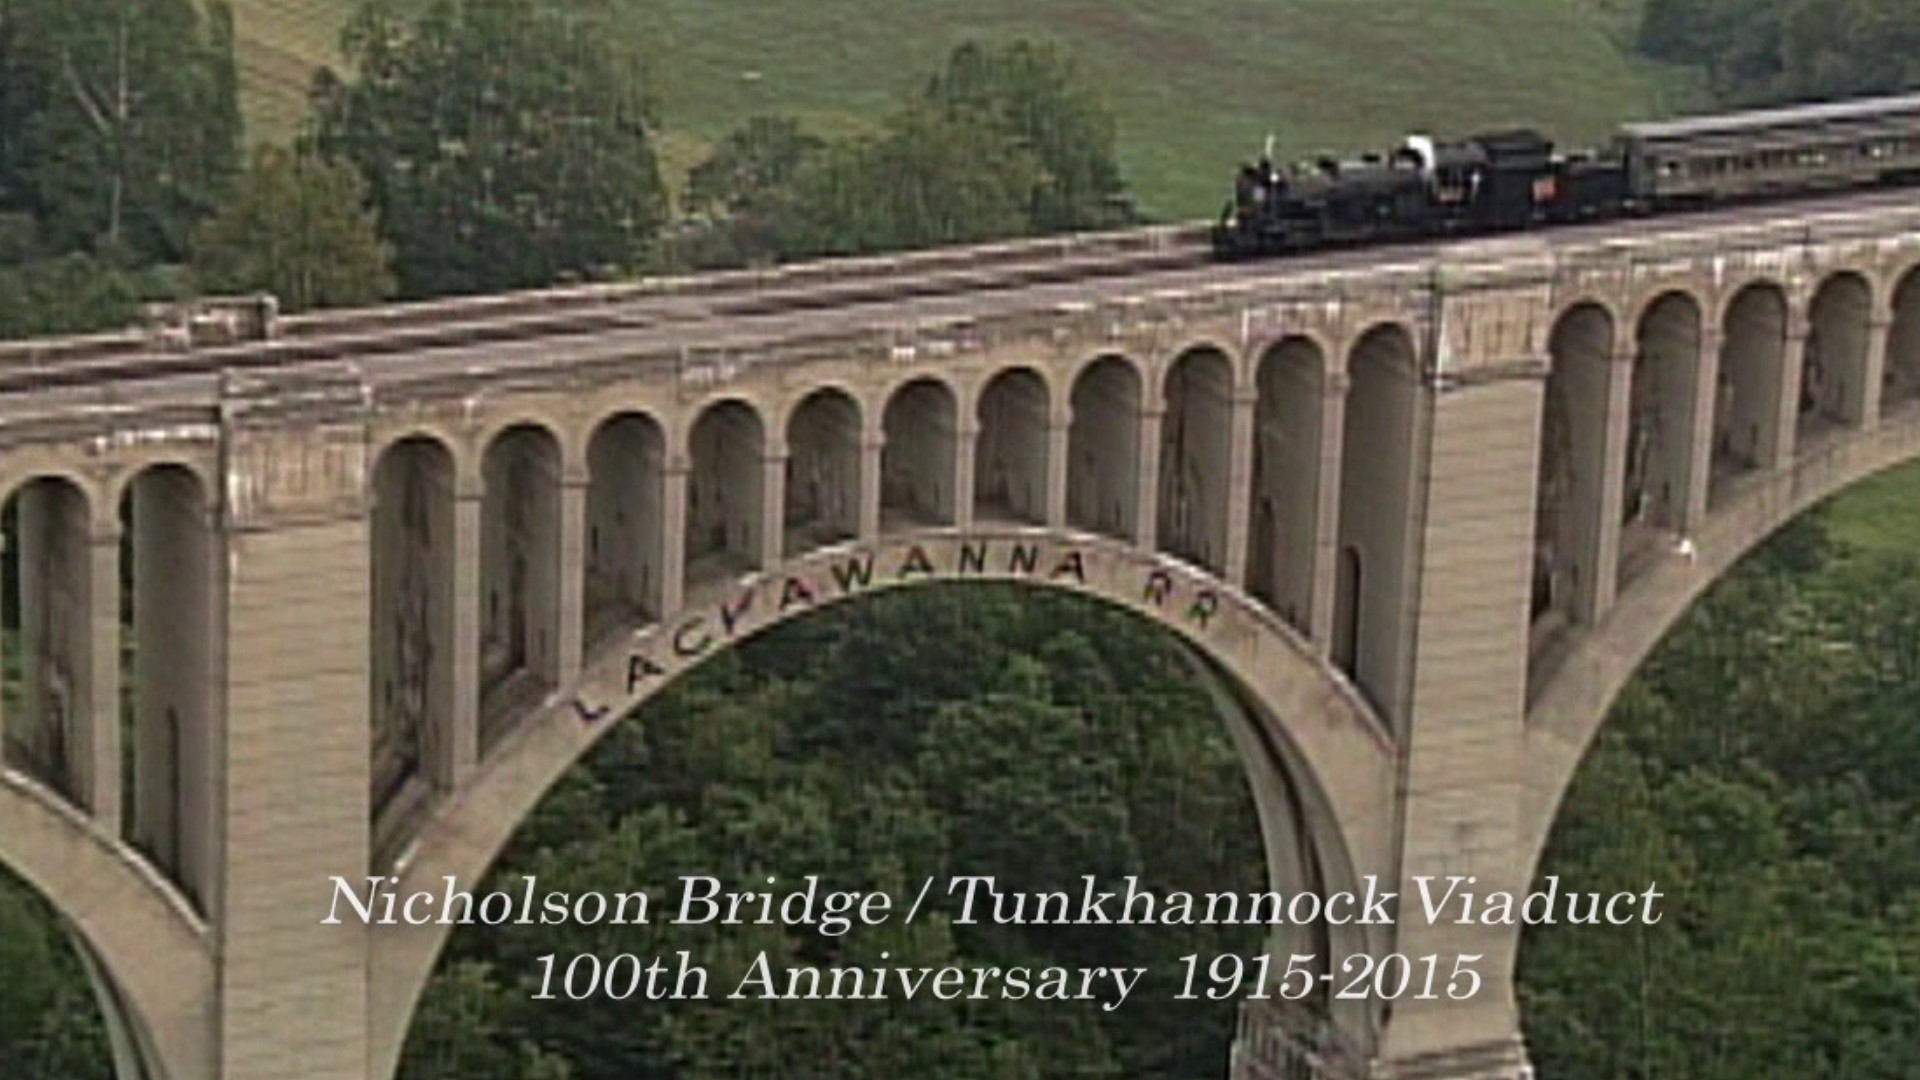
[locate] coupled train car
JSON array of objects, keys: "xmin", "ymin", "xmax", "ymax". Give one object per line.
[{"xmin": 1212, "ymin": 91, "xmax": 1920, "ymax": 258}]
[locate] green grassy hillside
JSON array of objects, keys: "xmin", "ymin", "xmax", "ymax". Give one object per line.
[{"xmin": 227, "ymin": 0, "xmax": 1676, "ymax": 217}]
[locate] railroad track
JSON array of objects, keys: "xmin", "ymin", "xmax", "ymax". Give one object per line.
[
  {"xmin": 1, "ymin": 181, "xmax": 1917, "ymax": 403},
  {"xmin": 0, "ymin": 222, "xmax": 1214, "ymax": 396}
]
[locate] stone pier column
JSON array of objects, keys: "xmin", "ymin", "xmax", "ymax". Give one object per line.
[
  {"xmin": 1308, "ymin": 372, "xmax": 1349, "ymax": 652},
  {"xmin": 555, "ymin": 467, "xmax": 587, "ymax": 684},
  {"xmin": 953, "ymin": 424, "xmax": 978, "ymax": 531},
  {"xmin": 1852, "ymin": 314, "xmax": 1890, "ymax": 429},
  {"xmin": 660, "ymin": 459, "xmax": 688, "ymax": 615},
  {"xmin": 445, "ymin": 484, "xmax": 481, "ymax": 788},
  {"xmin": 1578, "ymin": 349, "xmax": 1634, "ymax": 624},
  {"xmin": 1679, "ymin": 327, "xmax": 1723, "ymax": 533},
  {"xmin": 217, "ymin": 394, "xmax": 373, "ymax": 1079},
  {"xmin": 859, "ymin": 430, "xmax": 884, "ymax": 539},
  {"xmin": 1767, "ymin": 319, "xmax": 1809, "ymax": 470},
  {"xmin": 759, "ymin": 449, "xmax": 787, "ymax": 569},
  {"xmin": 1135, "ymin": 406, "xmax": 1164, "ymax": 550},
  {"xmin": 1045, "ymin": 417, "xmax": 1071, "ymax": 529},
  {"xmin": 1223, "ymin": 388, "xmax": 1256, "ymax": 586},
  {"xmin": 1370, "ymin": 289, "xmax": 1549, "ymax": 1078},
  {"xmin": 86, "ymin": 522, "xmax": 122, "ymax": 834}
]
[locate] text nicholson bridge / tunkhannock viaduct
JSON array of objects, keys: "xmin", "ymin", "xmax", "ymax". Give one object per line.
[{"xmin": 3, "ymin": 187, "xmax": 1920, "ymax": 1080}]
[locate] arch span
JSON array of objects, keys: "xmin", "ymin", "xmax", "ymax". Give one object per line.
[
  {"xmin": 1522, "ymin": 406, "xmax": 1920, "ymax": 878},
  {"xmin": 0, "ymin": 771, "xmax": 214, "ymax": 1079},
  {"xmin": 366, "ymin": 526, "xmax": 1400, "ymax": 1078}
]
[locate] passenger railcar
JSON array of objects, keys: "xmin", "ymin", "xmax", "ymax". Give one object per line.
[{"xmin": 1213, "ymin": 91, "xmax": 1920, "ymax": 258}]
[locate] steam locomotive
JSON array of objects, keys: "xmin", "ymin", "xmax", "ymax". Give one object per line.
[{"xmin": 1212, "ymin": 91, "xmax": 1920, "ymax": 257}]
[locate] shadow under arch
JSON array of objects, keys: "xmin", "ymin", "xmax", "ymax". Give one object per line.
[
  {"xmin": 1521, "ymin": 404, "xmax": 1920, "ymax": 880},
  {"xmin": 366, "ymin": 526, "xmax": 1401, "ymax": 1078},
  {"xmin": 0, "ymin": 773, "xmax": 214, "ymax": 1080}
]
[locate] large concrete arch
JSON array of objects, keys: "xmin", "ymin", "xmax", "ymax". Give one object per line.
[
  {"xmin": 0, "ymin": 773, "xmax": 214, "ymax": 1080},
  {"xmin": 1176, "ymin": 641, "xmax": 1388, "ymax": 1057},
  {"xmin": 1521, "ymin": 406, "xmax": 1920, "ymax": 883},
  {"xmin": 366, "ymin": 527, "xmax": 1400, "ymax": 1080}
]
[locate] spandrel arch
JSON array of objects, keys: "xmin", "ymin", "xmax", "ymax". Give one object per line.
[{"xmin": 366, "ymin": 527, "xmax": 1400, "ymax": 1080}]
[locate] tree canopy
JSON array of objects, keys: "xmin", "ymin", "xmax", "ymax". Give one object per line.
[
  {"xmin": 193, "ymin": 144, "xmax": 396, "ymax": 313},
  {"xmin": 312, "ymin": 0, "xmax": 669, "ymax": 298},
  {"xmin": 1637, "ymin": 0, "xmax": 1920, "ymax": 104},
  {"xmin": 678, "ymin": 40, "xmax": 1133, "ymax": 269},
  {"xmin": 0, "ymin": 0, "xmax": 241, "ymax": 263}
]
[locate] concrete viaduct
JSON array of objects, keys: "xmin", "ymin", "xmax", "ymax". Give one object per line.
[{"xmin": 2, "ymin": 188, "xmax": 1919, "ymax": 1080}]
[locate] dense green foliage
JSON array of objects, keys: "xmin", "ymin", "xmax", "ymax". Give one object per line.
[
  {"xmin": 0, "ymin": 0, "xmax": 241, "ymax": 263},
  {"xmin": 194, "ymin": 144, "xmax": 396, "ymax": 313},
  {"xmin": 398, "ymin": 588, "xmax": 1267, "ymax": 1079},
  {"xmin": 678, "ymin": 41, "xmax": 1131, "ymax": 268},
  {"xmin": 1637, "ymin": 0, "xmax": 1920, "ymax": 104},
  {"xmin": 311, "ymin": 0, "xmax": 669, "ymax": 297},
  {"xmin": 1520, "ymin": 510, "xmax": 1920, "ymax": 1077},
  {"xmin": 0, "ymin": 874, "xmax": 112, "ymax": 1079},
  {"xmin": 0, "ymin": 0, "xmax": 243, "ymax": 338}
]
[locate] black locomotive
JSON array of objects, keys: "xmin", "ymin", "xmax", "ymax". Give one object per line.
[{"xmin": 1213, "ymin": 91, "xmax": 1920, "ymax": 257}]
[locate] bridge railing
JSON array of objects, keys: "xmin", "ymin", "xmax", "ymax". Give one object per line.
[
  {"xmin": 267, "ymin": 219, "xmax": 1211, "ymax": 339},
  {"xmin": 0, "ymin": 221, "xmax": 1210, "ymax": 389}
]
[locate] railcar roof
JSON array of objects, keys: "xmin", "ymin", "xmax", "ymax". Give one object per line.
[{"xmin": 1622, "ymin": 91, "xmax": 1920, "ymax": 141}]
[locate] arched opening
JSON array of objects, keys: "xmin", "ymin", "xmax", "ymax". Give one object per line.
[
  {"xmin": 1884, "ymin": 265, "xmax": 1920, "ymax": 414},
  {"xmin": 1334, "ymin": 325, "xmax": 1422, "ymax": 723},
  {"xmin": 684, "ymin": 400, "xmax": 766, "ymax": 591},
  {"xmin": 1158, "ymin": 347, "xmax": 1234, "ymax": 575},
  {"xmin": 1, "ymin": 477, "xmax": 93, "ymax": 808},
  {"xmin": 973, "ymin": 367, "xmax": 1049, "ymax": 525},
  {"xmin": 1802, "ymin": 272, "xmax": 1871, "ymax": 440},
  {"xmin": 585, "ymin": 413, "xmax": 667, "ymax": 649},
  {"xmin": 881, "ymin": 378, "xmax": 957, "ymax": 530},
  {"xmin": 1067, "ymin": 356, "xmax": 1141, "ymax": 542},
  {"xmin": 1620, "ymin": 292, "xmax": 1702, "ymax": 589},
  {"xmin": 1520, "ymin": 465, "xmax": 1920, "ymax": 1078},
  {"xmin": 479, "ymin": 425, "xmax": 562, "ymax": 748},
  {"xmin": 1531, "ymin": 304, "xmax": 1614, "ymax": 650},
  {"xmin": 120, "ymin": 465, "xmax": 215, "ymax": 914},
  {"xmin": 397, "ymin": 584, "xmax": 1365, "ymax": 1078},
  {"xmin": 1709, "ymin": 282, "xmax": 1788, "ymax": 508},
  {"xmin": 1248, "ymin": 337, "xmax": 1327, "ymax": 636},
  {"xmin": 370, "ymin": 437, "xmax": 455, "ymax": 841},
  {"xmin": 783, "ymin": 389, "xmax": 862, "ymax": 553}
]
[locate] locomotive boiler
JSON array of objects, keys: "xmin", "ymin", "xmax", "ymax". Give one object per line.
[{"xmin": 1213, "ymin": 91, "xmax": 1920, "ymax": 257}]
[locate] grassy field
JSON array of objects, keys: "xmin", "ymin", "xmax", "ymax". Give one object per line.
[
  {"xmin": 226, "ymin": 0, "xmax": 1683, "ymax": 218},
  {"xmin": 1824, "ymin": 459, "xmax": 1920, "ymax": 559}
]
